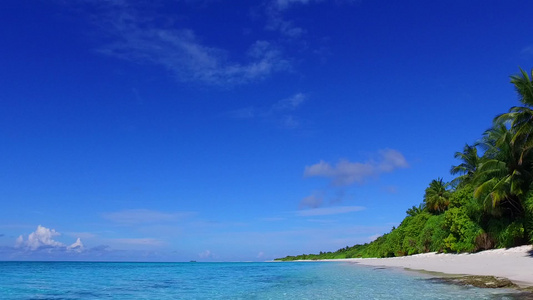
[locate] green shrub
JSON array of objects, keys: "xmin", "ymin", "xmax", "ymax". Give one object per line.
[
  {"xmin": 524, "ymin": 193, "xmax": 533, "ymax": 243},
  {"xmin": 418, "ymin": 214, "xmax": 447, "ymax": 252},
  {"xmin": 401, "ymin": 213, "xmax": 430, "ymax": 255},
  {"xmin": 498, "ymin": 221, "xmax": 526, "ymax": 247},
  {"xmin": 443, "ymin": 207, "xmax": 483, "ymax": 252},
  {"xmin": 449, "ymin": 185, "xmax": 475, "ymax": 208}
]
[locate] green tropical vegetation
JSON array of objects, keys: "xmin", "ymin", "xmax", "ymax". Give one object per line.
[{"xmin": 276, "ymin": 68, "xmax": 533, "ymax": 261}]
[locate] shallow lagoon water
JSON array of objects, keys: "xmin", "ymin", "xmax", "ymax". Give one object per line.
[{"xmin": 0, "ymin": 261, "xmax": 525, "ymax": 299}]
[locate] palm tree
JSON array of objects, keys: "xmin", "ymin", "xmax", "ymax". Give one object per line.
[
  {"xmin": 494, "ymin": 68, "xmax": 533, "ymax": 150},
  {"xmin": 475, "ymin": 68, "xmax": 533, "ymax": 219},
  {"xmin": 474, "ymin": 123, "xmax": 532, "ymax": 217},
  {"xmin": 406, "ymin": 203, "xmax": 425, "ymax": 217},
  {"xmin": 450, "ymin": 144, "xmax": 480, "ymax": 188},
  {"xmin": 424, "ymin": 178, "xmax": 451, "ymax": 213}
]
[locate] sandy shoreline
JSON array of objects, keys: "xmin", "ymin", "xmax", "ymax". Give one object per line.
[{"xmin": 320, "ymin": 245, "xmax": 533, "ymax": 287}]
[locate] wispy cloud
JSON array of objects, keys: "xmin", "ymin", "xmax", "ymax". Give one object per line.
[
  {"xmin": 273, "ymin": 93, "xmax": 306, "ymax": 111},
  {"xmin": 64, "ymin": 231, "xmax": 97, "ymax": 239},
  {"xmin": 265, "ymin": 10, "xmax": 305, "ymax": 38},
  {"xmin": 266, "ymin": 0, "xmax": 352, "ymax": 38},
  {"xmin": 198, "ymin": 249, "xmax": 215, "ymax": 259},
  {"xmin": 265, "ymin": 1, "xmax": 306, "ymax": 38},
  {"xmin": 102, "ymin": 209, "xmax": 194, "ymax": 225},
  {"xmin": 259, "ymin": 217, "xmax": 286, "ymax": 222},
  {"xmin": 299, "ymin": 192, "xmax": 323, "ymax": 209},
  {"xmin": 275, "ymin": 0, "xmax": 356, "ymax": 10},
  {"xmin": 521, "ymin": 45, "xmax": 533, "ymax": 58},
  {"xmin": 228, "ymin": 92, "xmax": 307, "ymax": 129},
  {"xmin": 299, "ymin": 188, "xmax": 352, "ymax": 209},
  {"xmin": 276, "ymin": 0, "xmax": 309, "ymax": 10},
  {"xmin": 296, "ymin": 205, "xmax": 365, "ymax": 216},
  {"xmin": 88, "ymin": 2, "xmax": 290, "ymax": 85},
  {"xmin": 304, "ymin": 149, "xmax": 409, "ymax": 186}
]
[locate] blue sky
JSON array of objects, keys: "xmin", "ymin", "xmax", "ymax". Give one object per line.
[{"xmin": 1, "ymin": 0, "xmax": 532, "ymax": 261}]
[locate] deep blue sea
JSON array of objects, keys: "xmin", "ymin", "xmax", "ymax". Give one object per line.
[{"xmin": 0, "ymin": 261, "xmax": 526, "ymax": 299}]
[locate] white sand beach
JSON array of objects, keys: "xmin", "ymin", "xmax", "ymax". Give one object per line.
[{"xmin": 336, "ymin": 245, "xmax": 533, "ymax": 287}]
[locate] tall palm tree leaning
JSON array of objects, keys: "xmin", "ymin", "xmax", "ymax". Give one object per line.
[
  {"xmin": 450, "ymin": 143, "xmax": 480, "ymax": 188},
  {"xmin": 424, "ymin": 178, "xmax": 451, "ymax": 213},
  {"xmin": 475, "ymin": 68, "xmax": 533, "ymax": 218}
]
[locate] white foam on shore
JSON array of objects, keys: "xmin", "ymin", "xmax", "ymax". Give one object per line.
[{"xmin": 326, "ymin": 245, "xmax": 533, "ymax": 287}]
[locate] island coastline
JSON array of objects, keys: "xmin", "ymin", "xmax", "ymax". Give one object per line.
[{"xmin": 310, "ymin": 245, "xmax": 533, "ymax": 288}]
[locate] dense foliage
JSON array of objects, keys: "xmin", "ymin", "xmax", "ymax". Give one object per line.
[{"xmin": 276, "ymin": 68, "xmax": 533, "ymax": 261}]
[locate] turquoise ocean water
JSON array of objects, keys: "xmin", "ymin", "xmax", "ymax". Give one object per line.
[{"xmin": 0, "ymin": 261, "xmax": 525, "ymax": 299}]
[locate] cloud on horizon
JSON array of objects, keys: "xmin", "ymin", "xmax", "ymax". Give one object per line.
[
  {"xmin": 15, "ymin": 225, "xmax": 85, "ymax": 253},
  {"xmin": 296, "ymin": 205, "xmax": 365, "ymax": 216},
  {"xmin": 4, "ymin": 225, "xmax": 172, "ymax": 260},
  {"xmin": 304, "ymin": 149, "xmax": 409, "ymax": 186},
  {"xmin": 198, "ymin": 249, "xmax": 215, "ymax": 259}
]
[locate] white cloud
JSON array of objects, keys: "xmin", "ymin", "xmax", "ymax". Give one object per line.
[
  {"xmin": 26, "ymin": 225, "xmax": 64, "ymax": 250},
  {"xmin": 304, "ymin": 149, "xmax": 408, "ymax": 186},
  {"xmin": 102, "ymin": 209, "xmax": 194, "ymax": 224},
  {"xmin": 67, "ymin": 238, "xmax": 85, "ymax": 253},
  {"xmin": 15, "ymin": 235, "xmax": 23, "ymax": 248},
  {"xmin": 15, "ymin": 225, "xmax": 85, "ymax": 252},
  {"xmin": 296, "ymin": 205, "xmax": 365, "ymax": 216},
  {"xmin": 377, "ymin": 149, "xmax": 409, "ymax": 171}
]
